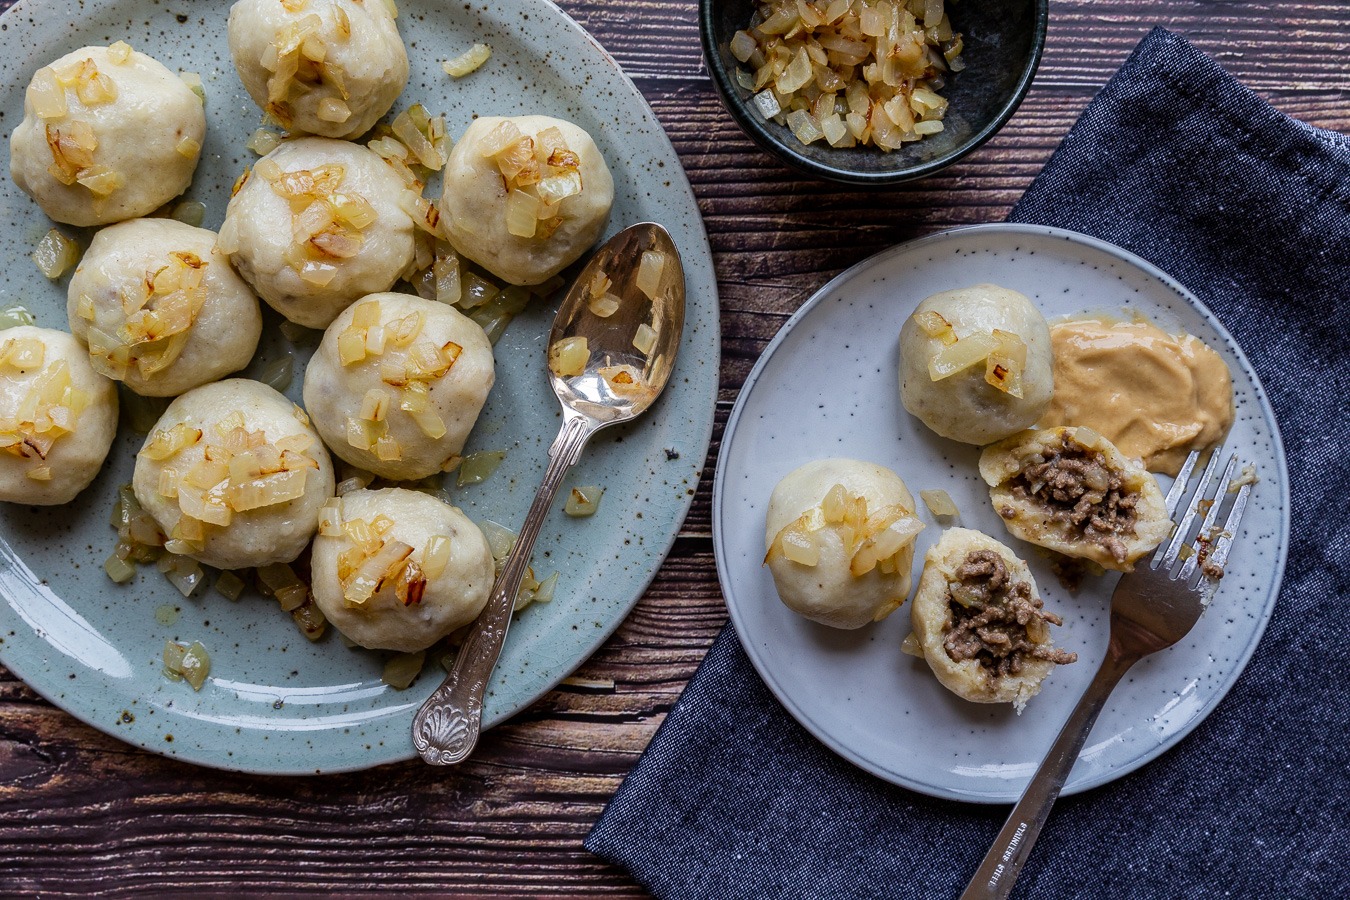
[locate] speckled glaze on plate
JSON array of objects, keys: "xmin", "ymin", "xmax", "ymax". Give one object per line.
[
  {"xmin": 0, "ymin": 0, "xmax": 718, "ymax": 774},
  {"xmin": 714, "ymin": 223, "xmax": 1288, "ymax": 803}
]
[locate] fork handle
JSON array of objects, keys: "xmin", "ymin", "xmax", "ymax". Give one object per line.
[{"xmin": 959, "ymin": 651, "xmax": 1136, "ymax": 900}]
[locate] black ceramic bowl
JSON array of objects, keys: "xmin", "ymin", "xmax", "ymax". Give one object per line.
[{"xmin": 700, "ymin": 0, "xmax": 1048, "ymax": 186}]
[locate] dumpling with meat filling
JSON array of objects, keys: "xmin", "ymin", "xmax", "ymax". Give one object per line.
[
  {"xmin": 979, "ymin": 425, "xmax": 1172, "ymax": 571},
  {"xmin": 0, "ymin": 327, "xmax": 117, "ymax": 505},
  {"xmin": 303, "ymin": 293, "xmax": 495, "ymax": 481},
  {"xmin": 907, "ymin": 528, "xmax": 1077, "ymax": 712},
  {"xmin": 67, "ymin": 218, "xmax": 263, "ymax": 397},
  {"xmin": 219, "ymin": 137, "xmax": 418, "ymax": 329},
  {"xmin": 764, "ymin": 458, "xmax": 924, "ymax": 629},
  {"xmin": 9, "ymin": 44, "xmax": 205, "ymax": 227},
  {"xmin": 132, "ymin": 379, "xmax": 335, "ymax": 569},
  {"xmin": 898, "ymin": 284, "xmax": 1054, "ymax": 445},
  {"xmin": 310, "ymin": 487, "xmax": 494, "ymax": 652},
  {"xmin": 440, "ymin": 115, "xmax": 614, "ymax": 286},
  {"xmin": 228, "ymin": 0, "xmax": 408, "ymax": 140}
]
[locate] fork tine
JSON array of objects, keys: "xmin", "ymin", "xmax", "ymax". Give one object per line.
[
  {"xmin": 1163, "ymin": 450, "xmax": 1200, "ymax": 518},
  {"xmin": 1155, "ymin": 449, "xmax": 1225, "ymax": 570},
  {"xmin": 1200, "ymin": 477, "xmax": 1253, "ymax": 575},
  {"xmin": 1177, "ymin": 454, "xmax": 1239, "ymax": 582}
]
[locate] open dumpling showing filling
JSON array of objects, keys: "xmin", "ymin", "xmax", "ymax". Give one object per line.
[
  {"xmin": 908, "ymin": 527, "xmax": 1076, "ymax": 712},
  {"xmin": 979, "ymin": 425, "xmax": 1172, "ymax": 571}
]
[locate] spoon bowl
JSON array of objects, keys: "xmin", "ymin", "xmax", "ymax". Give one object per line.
[{"xmin": 413, "ymin": 222, "xmax": 686, "ymax": 765}]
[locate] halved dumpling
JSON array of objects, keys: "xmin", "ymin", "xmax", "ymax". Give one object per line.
[
  {"xmin": 764, "ymin": 458, "xmax": 924, "ymax": 629},
  {"xmin": 979, "ymin": 426, "xmax": 1172, "ymax": 571},
  {"xmin": 907, "ymin": 527, "xmax": 1076, "ymax": 711}
]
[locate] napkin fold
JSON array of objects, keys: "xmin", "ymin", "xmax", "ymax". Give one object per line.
[{"xmin": 586, "ymin": 27, "xmax": 1349, "ymax": 899}]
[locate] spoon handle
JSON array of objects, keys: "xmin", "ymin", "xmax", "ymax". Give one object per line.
[{"xmin": 412, "ymin": 411, "xmax": 595, "ymax": 765}]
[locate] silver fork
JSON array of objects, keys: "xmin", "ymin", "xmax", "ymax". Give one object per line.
[{"xmin": 960, "ymin": 449, "xmax": 1255, "ymax": 900}]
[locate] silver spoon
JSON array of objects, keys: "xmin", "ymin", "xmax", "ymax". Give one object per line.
[{"xmin": 412, "ymin": 222, "xmax": 686, "ymax": 765}]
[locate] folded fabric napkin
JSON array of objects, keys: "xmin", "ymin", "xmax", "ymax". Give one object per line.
[{"xmin": 586, "ymin": 27, "xmax": 1348, "ymax": 899}]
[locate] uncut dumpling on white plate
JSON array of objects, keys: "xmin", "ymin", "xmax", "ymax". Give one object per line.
[
  {"xmin": 303, "ymin": 292, "xmax": 495, "ymax": 481},
  {"xmin": 67, "ymin": 218, "xmax": 263, "ymax": 397},
  {"xmin": 0, "ymin": 326, "xmax": 117, "ymax": 505},
  {"xmin": 898, "ymin": 284, "xmax": 1054, "ymax": 445},
  {"xmin": 219, "ymin": 137, "xmax": 418, "ymax": 329},
  {"xmin": 907, "ymin": 527, "xmax": 1077, "ymax": 712},
  {"xmin": 9, "ymin": 43, "xmax": 205, "ymax": 227},
  {"xmin": 227, "ymin": 0, "xmax": 408, "ymax": 140},
  {"xmin": 979, "ymin": 425, "xmax": 1173, "ymax": 572},
  {"xmin": 440, "ymin": 115, "xmax": 614, "ymax": 286},
  {"xmin": 310, "ymin": 487, "xmax": 493, "ymax": 652},
  {"xmin": 764, "ymin": 458, "xmax": 924, "ymax": 629},
  {"xmin": 132, "ymin": 379, "xmax": 334, "ymax": 570}
]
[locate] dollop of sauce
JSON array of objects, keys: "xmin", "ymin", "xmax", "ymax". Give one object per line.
[{"xmin": 1039, "ymin": 315, "xmax": 1233, "ymax": 475}]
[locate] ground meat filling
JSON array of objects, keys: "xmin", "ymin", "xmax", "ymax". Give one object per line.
[
  {"xmin": 942, "ymin": 550, "xmax": 1077, "ymax": 677},
  {"xmin": 1004, "ymin": 436, "xmax": 1139, "ymax": 563}
]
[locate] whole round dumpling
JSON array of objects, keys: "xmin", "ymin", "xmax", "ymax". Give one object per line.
[
  {"xmin": 303, "ymin": 293, "xmax": 495, "ymax": 481},
  {"xmin": 0, "ymin": 327, "xmax": 117, "ymax": 505},
  {"xmin": 132, "ymin": 379, "xmax": 335, "ymax": 569},
  {"xmin": 440, "ymin": 115, "xmax": 615, "ymax": 286},
  {"xmin": 219, "ymin": 137, "xmax": 417, "ymax": 329},
  {"xmin": 228, "ymin": 0, "xmax": 408, "ymax": 139},
  {"xmin": 908, "ymin": 528, "xmax": 1077, "ymax": 712},
  {"xmin": 66, "ymin": 218, "xmax": 263, "ymax": 397},
  {"xmin": 9, "ymin": 44, "xmax": 205, "ymax": 227},
  {"xmin": 898, "ymin": 284, "xmax": 1054, "ymax": 445},
  {"xmin": 979, "ymin": 426, "xmax": 1172, "ymax": 571},
  {"xmin": 764, "ymin": 458, "xmax": 924, "ymax": 629},
  {"xmin": 310, "ymin": 487, "xmax": 494, "ymax": 652}
]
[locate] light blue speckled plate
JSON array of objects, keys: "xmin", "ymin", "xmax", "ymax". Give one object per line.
[
  {"xmin": 0, "ymin": 0, "xmax": 717, "ymax": 773},
  {"xmin": 715, "ymin": 224, "xmax": 1288, "ymax": 803}
]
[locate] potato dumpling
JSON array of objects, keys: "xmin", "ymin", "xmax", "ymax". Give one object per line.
[
  {"xmin": 898, "ymin": 284, "xmax": 1054, "ymax": 445},
  {"xmin": 908, "ymin": 528, "xmax": 1077, "ymax": 712},
  {"xmin": 132, "ymin": 379, "xmax": 335, "ymax": 569},
  {"xmin": 440, "ymin": 115, "xmax": 614, "ymax": 286},
  {"xmin": 0, "ymin": 327, "xmax": 117, "ymax": 505},
  {"xmin": 303, "ymin": 293, "xmax": 495, "ymax": 481},
  {"xmin": 219, "ymin": 137, "xmax": 417, "ymax": 329},
  {"xmin": 67, "ymin": 218, "xmax": 263, "ymax": 397},
  {"xmin": 764, "ymin": 458, "xmax": 924, "ymax": 629},
  {"xmin": 980, "ymin": 426, "xmax": 1172, "ymax": 571},
  {"xmin": 9, "ymin": 44, "xmax": 205, "ymax": 227},
  {"xmin": 228, "ymin": 0, "xmax": 408, "ymax": 140},
  {"xmin": 310, "ymin": 487, "xmax": 493, "ymax": 652}
]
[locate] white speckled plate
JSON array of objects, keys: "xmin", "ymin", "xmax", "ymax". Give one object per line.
[
  {"xmin": 0, "ymin": 0, "xmax": 717, "ymax": 773},
  {"xmin": 714, "ymin": 224, "xmax": 1288, "ymax": 803}
]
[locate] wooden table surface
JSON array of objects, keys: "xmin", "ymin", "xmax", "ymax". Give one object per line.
[{"xmin": 0, "ymin": 0, "xmax": 1345, "ymax": 895}]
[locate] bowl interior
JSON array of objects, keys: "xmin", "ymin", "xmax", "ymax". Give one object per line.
[{"xmin": 700, "ymin": 0, "xmax": 1047, "ymax": 184}]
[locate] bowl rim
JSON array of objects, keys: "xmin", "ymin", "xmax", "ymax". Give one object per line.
[{"xmin": 698, "ymin": 0, "xmax": 1050, "ymax": 186}]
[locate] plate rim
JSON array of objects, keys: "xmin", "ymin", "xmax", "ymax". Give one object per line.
[
  {"xmin": 0, "ymin": 0, "xmax": 720, "ymax": 775},
  {"xmin": 712, "ymin": 221, "xmax": 1290, "ymax": 803}
]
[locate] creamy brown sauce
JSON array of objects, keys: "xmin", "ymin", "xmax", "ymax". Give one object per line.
[{"xmin": 1039, "ymin": 315, "xmax": 1233, "ymax": 475}]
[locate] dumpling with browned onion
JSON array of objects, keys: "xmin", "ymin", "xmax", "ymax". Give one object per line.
[
  {"xmin": 219, "ymin": 137, "xmax": 419, "ymax": 329},
  {"xmin": 66, "ymin": 218, "xmax": 262, "ymax": 397},
  {"xmin": 310, "ymin": 487, "xmax": 493, "ymax": 652},
  {"xmin": 302, "ymin": 293, "xmax": 495, "ymax": 481},
  {"xmin": 9, "ymin": 43, "xmax": 205, "ymax": 227},
  {"xmin": 132, "ymin": 379, "xmax": 335, "ymax": 569},
  {"xmin": 227, "ymin": 0, "xmax": 408, "ymax": 140},
  {"xmin": 907, "ymin": 528, "xmax": 1076, "ymax": 712},
  {"xmin": 0, "ymin": 326, "xmax": 117, "ymax": 505},
  {"xmin": 764, "ymin": 458, "xmax": 924, "ymax": 629},
  {"xmin": 440, "ymin": 115, "xmax": 614, "ymax": 286},
  {"xmin": 979, "ymin": 426, "xmax": 1172, "ymax": 571},
  {"xmin": 898, "ymin": 284, "xmax": 1054, "ymax": 445}
]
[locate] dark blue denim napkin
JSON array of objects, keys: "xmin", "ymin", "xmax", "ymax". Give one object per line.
[{"xmin": 586, "ymin": 28, "xmax": 1349, "ymax": 899}]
